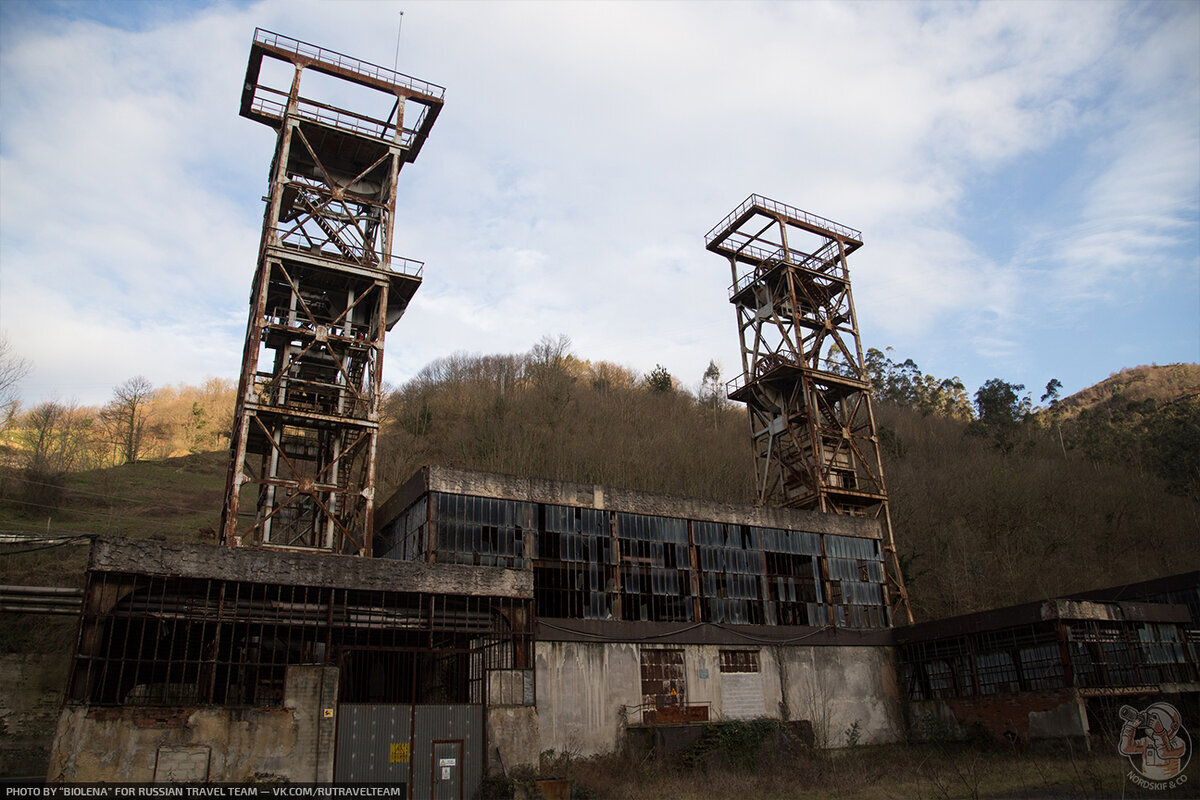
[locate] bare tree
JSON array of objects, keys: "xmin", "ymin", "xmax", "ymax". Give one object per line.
[
  {"xmin": 23, "ymin": 402, "xmax": 82, "ymax": 473},
  {"xmin": 17, "ymin": 400, "xmax": 98, "ymax": 511},
  {"xmin": 102, "ymin": 376, "xmax": 155, "ymax": 464},
  {"xmin": 0, "ymin": 333, "xmax": 31, "ymax": 429},
  {"xmin": 528, "ymin": 334, "xmax": 574, "ymax": 373}
]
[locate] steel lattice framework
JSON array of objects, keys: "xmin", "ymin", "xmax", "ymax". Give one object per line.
[
  {"xmin": 706, "ymin": 195, "xmax": 912, "ymax": 623},
  {"xmin": 220, "ymin": 29, "xmax": 443, "ymax": 555}
]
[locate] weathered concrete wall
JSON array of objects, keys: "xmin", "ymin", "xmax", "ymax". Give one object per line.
[
  {"xmin": 486, "ymin": 706, "xmax": 539, "ymax": 772},
  {"xmin": 0, "ymin": 654, "xmax": 70, "ymax": 777},
  {"xmin": 536, "ymin": 642, "xmax": 641, "ymax": 757},
  {"xmin": 907, "ymin": 688, "xmax": 1089, "ymax": 745},
  {"xmin": 47, "ymin": 666, "xmax": 338, "ymax": 782},
  {"xmin": 538, "ymin": 618, "xmax": 890, "ymax": 647},
  {"xmin": 534, "ymin": 642, "xmax": 902, "ymax": 757},
  {"xmin": 771, "ymin": 645, "xmax": 903, "ymax": 747},
  {"xmin": 1042, "ymin": 598, "xmax": 1190, "ymax": 624}
]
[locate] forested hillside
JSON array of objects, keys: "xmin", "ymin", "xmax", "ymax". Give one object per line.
[
  {"xmin": 0, "ymin": 375, "xmax": 235, "ymax": 472},
  {"xmin": 2, "ymin": 337, "xmax": 1196, "ymax": 622},
  {"xmin": 378, "ymin": 340, "xmax": 1200, "ymax": 621}
]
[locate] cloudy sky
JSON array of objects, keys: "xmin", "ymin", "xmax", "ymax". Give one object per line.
[{"xmin": 1, "ymin": 0, "xmax": 1197, "ymax": 408}]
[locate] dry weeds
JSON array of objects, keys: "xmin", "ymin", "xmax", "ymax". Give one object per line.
[{"xmin": 535, "ymin": 742, "xmax": 1137, "ymax": 800}]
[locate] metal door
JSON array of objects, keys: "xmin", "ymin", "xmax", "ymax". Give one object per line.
[
  {"xmin": 410, "ymin": 705, "xmax": 483, "ymax": 799},
  {"xmin": 431, "ymin": 740, "xmax": 463, "ymax": 800}
]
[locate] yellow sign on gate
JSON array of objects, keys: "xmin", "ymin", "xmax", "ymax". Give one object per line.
[{"xmin": 389, "ymin": 742, "xmax": 410, "ymax": 764}]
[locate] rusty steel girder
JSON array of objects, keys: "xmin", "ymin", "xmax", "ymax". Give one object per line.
[
  {"xmin": 707, "ymin": 195, "xmax": 912, "ymax": 624},
  {"xmin": 220, "ymin": 29, "xmax": 443, "ymax": 555}
]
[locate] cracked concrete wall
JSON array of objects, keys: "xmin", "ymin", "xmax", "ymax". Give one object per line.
[
  {"xmin": 533, "ymin": 641, "xmax": 902, "ymax": 758},
  {"xmin": 773, "ymin": 645, "xmax": 903, "ymax": 747},
  {"xmin": 535, "ymin": 641, "xmax": 641, "ymax": 759},
  {"xmin": 487, "ymin": 706, "xmax": 540, "ymax": 773},
  {"xmin": 46, "ymin": 666, "xmax": 337, "ymax": 783}
]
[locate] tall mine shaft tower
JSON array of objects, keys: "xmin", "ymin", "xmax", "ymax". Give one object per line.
[
  {"xmin": 221, "ymin": 30, "xmax": 443, "ymax": 555},
  {"xmin": 706, "ymin": 195, "xmax": 912, "ymax": 623}
]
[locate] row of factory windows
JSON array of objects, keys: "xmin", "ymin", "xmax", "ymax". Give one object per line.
[
  {"xmin": 901, "ymin": 620, "xmax": 1199, "ymax": 701},
  {"xmin": 377, "ymin": 492, "xmax": 890, "ymax": 629}
]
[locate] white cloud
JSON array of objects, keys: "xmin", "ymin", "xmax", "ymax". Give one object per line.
[{"xmin": 0, "ymin": 0, "xmax": 1196, "ymax": 410}]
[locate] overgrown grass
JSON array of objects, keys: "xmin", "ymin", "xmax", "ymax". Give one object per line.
[
  {"xmin": 507, "ymin": 740, "xmax": 1133, "ymax": 800},
  {"xmin": 0, "ymin": 450, "xmax": 226, "ymax": 543},
  {"xmin": 0, "ymin": 451, "xmax": 229, "ymax": 654}
]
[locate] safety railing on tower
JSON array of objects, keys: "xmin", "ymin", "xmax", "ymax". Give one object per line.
[{"xmin": 254, "ymin": 28, "xmax": 446, "ymax": 99}]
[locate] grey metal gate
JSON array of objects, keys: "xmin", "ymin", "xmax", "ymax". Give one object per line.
[
  {"xmin": 334, "ymin": 703, "xmax": 413, "ymax": 784},
  {"xmin": 334, "ymin": 703, "xmax": 483, "ymax": 798}
]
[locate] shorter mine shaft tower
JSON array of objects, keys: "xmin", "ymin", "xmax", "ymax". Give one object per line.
[
  {"xmin": 220, "ymin": 29, "xmax": 443, "ymax": 555},
  {"xmin": 707, "ymin": 195, "xmax": 911, "ymax": 623}
]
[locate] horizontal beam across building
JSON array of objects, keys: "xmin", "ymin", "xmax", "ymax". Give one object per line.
[
  {"xmin": 88, "ymin": 537, "xmax": 531, "ymax": 598},
  {"xmin": 536, "ymin": 617, "xmax": 894, "ymax": 647}
]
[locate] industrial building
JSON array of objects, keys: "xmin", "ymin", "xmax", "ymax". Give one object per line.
[
  {"xmin": 42, "ymin": 493, "xmax": 1200, "ymax": 787},
  {"xmin": 898, "ymin": 571, "xmax": 1200, "ymax": 746},
  {"xmin": 48, "ymin": 536, "xmax": 530, "ymax": 788},
  {"xmin": 375, "ymin": 466, "xmax": 902, "ymax": 756},
  {"xmin": 46, "ymin": 467, "xmax": 904, "ymax": 788},
  {"xmin": 28, "ymin": 24, "xmax": 1199, "ymax": 797}
]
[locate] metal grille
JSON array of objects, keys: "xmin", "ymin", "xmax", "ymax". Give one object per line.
[
  {"xmin": 68, "ymin": 572, "xmax": 533, "ymax": 708},
  {"xmin": 640, "ymin": 649, "xmax": 685, "ymax": 723},
  {"xmin": 1067, "ymin": 619, "xmax": 1198, "ymax": 688},
  {"xmin": 900, "ymin": 617, "xmax": 1198, "ymax": 700}
]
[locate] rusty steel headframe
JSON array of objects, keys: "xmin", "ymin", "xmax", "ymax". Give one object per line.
[
  {"xmin": 707, "ymin": 195, "xmax": 912, "ymax": 624},
  {"xmin": 219, "ymin": 29, "xmax": 444, "ymax": 555}
]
